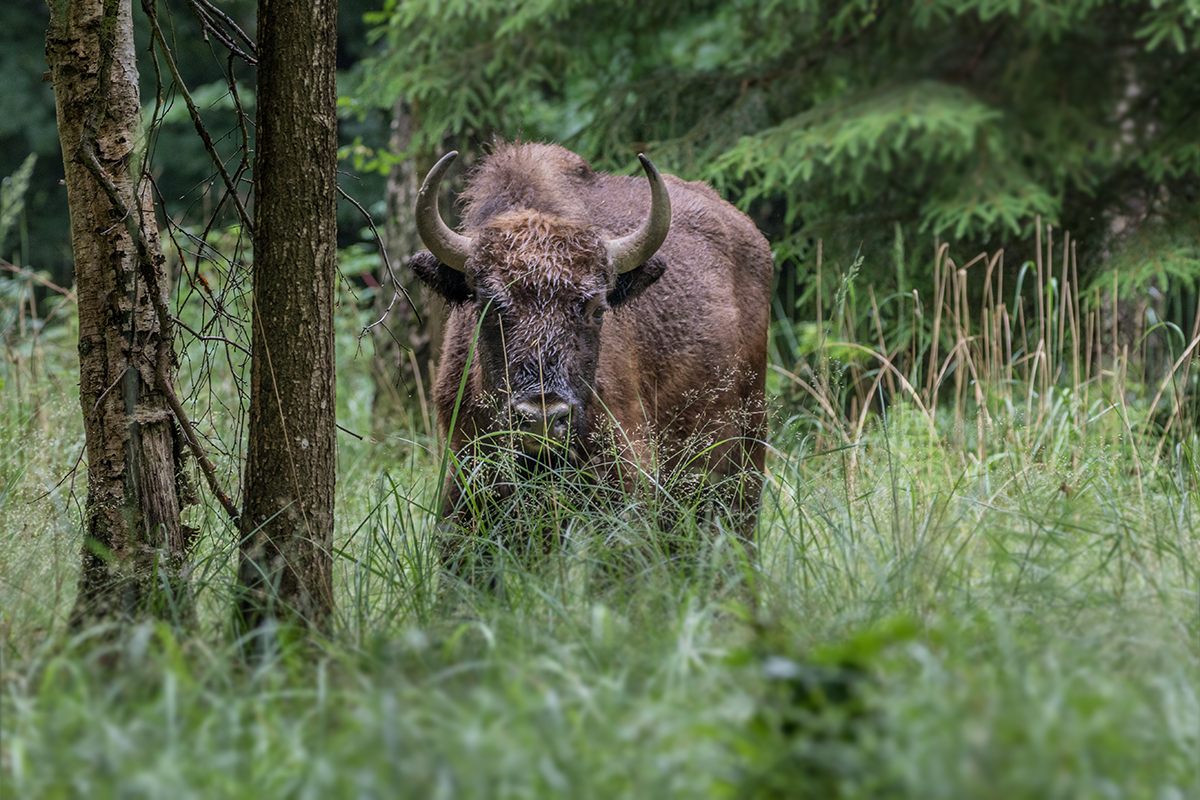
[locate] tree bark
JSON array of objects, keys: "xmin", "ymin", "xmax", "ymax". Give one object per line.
[
  {"xmin": 236, "ymin": 0, "xmax": 338, "ymax": 630},
  {"xmin": 46, "ymin": 0, "xmax": 194, "ymax": 626}
]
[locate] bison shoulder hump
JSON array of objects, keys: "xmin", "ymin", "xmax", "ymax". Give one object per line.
[{"xmin": 677, "ymin": 177, "xmax": 723, "ymax": 203}]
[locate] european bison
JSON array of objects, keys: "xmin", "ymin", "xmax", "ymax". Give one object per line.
[{"xmin": 410, "ymin": 142, "xmax": 772, "ymax": 541}]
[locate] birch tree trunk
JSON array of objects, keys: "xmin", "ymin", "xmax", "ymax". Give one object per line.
[
  {"xmin": 236, "ymin": 0, "xmax": 338, "ymax": 630},
  {"xmin": 46, "ymin": 0, "xmax": 194, "ymax": 625}
]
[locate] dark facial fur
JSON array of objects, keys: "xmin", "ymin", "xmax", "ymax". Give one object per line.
[{"xmin": 414, "ymin": 210, "xmax": 663, "ymax": 453}]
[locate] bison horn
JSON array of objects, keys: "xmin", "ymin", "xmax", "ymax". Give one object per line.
[
  {"xmin": 606, "ymin": 154, "xmax": 672, "ymax": 274},
  {"xmin": 415, "ymin": 151, "xmax": 472, "ymax": 272}
]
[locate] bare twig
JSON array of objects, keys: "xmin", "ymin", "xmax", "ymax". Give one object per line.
[
  {"xmin": 186, "ymin": 0, "xmax": 257, "ymax": 65},
  {"xmin": 140, "ymin": 0, "xmax": 255, "ymax": 235},
  {"xmin": 339, "ymin": 185, "xmax": 422, "ymax": 338},
  {"xmin": 0, "ymin": 261, "xmax": 78, "ymax": 302},
  {"xmin": 29, "ymin": 441, "xmax": 88, "ymax": 506},
  {"xmin": 172, "ymin": 314, "xmax": 252, "ymax": 357},
  {"xmin": 160, "ymin": 363, "xmax": 241, "ymax": 521},
  {"xmin": 336, "ymin": 423, "xmax": 365, "ymax": 440}
]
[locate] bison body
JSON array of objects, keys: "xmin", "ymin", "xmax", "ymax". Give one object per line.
[{"xmin": 410, "ymin": 142, "xmax": 772, "ymax": 538}]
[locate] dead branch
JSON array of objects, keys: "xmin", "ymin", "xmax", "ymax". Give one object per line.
[
  {"xmin": 140, "ymin": 0, "xmax": 255, "ymax": 235},
  {"xmin": 187, "ymin": 0, "xmax": 257, "ymax": 65},
  {"xmin": 339, "ymin": 185, "xmax": 422, "ymax": 338}
]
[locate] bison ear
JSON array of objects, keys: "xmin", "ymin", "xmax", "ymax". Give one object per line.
[
  {"xmin": 409, "ymin": 250, "xmax": 473, "ymax": 304},
  {"xmin": 608, "ymin": 255, "xmax": 667, "ymax": 307}
]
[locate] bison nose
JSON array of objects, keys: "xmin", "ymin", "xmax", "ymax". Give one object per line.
[{"xmin": 513, "ymin": 399, "xmax": 573, "ymax": 442}]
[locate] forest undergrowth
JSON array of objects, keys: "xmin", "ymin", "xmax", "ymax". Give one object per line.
[{"xmin": 1, "ymin": 234, "xmax": 1197, "ymax": 798}]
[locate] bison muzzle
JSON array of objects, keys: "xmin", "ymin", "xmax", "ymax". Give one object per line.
[{"xmin": 409, "ymin": 142, "xmax": 773, "ymax": 546}]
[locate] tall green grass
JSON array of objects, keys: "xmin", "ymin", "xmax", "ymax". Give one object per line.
[{"xmin": 1, "ymin": 231, "xmax": 1198, "ymax": 797}]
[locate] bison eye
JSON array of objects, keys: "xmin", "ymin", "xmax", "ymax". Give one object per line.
[{"xmin": 583, "ymin": 300, "xmax": 607, "ymax": 328}]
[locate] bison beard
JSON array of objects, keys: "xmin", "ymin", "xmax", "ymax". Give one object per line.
[{"xmin": 410, "ymin": 142, "xmax": 773, "ymax": 566}]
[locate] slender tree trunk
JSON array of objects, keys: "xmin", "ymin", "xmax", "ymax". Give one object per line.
[
  {"xmin": 236, "ymin": 0, "xmax": 338, "ymax": 629},
  {"xmin": 46, "ymin": 0, "xmax": 194, "ymax": 626},
  {"xmin": 371, "ymin": 100, "xmax": 442, "ymax": 435}
]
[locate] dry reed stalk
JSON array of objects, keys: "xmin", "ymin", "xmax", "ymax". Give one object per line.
[
  {"xmin": 996, "ymin": 250, "xmax": 1005, "ymax": 386},
  {"xmin": 931, "ymin": 338, "xmax": 968, "ymax": 396},
  {"xmin": 851, "ymin": 370, "xmax": 891, "ymax": 453},
  {"xmin": 1071, "ymin": 240, "xmax": 1081, "ymax": 350},
  {"xmin": 1016, "ymin": 278, "xmax": 1030, "ymax": 389},
  {"xmin": 1002, "ymin": 302, "xmax": 1013, "ymax": 400},
  {"xmin": 1144, "ymin": 330, "xmax": 1200, "ymax": 468},
  {"xmin": 949, "ymin": 254, "xmax": 987, "ymax": 429},
  {"xmin": 1089, "ymin": 296, "xmax": 1099, "ymax": 438},
  {"xmin": 849, "ymin": 395, "xmax": 858, "ymax": 441},
  {"xmin": 867, "ymin": 285, "xmax": 897, "ymax": 399},
  {"xmin": 980, "ymin": 263, "xmax": 994, "ymax": 391},
  {"xmin": 950, "ymin": 260, "xmax": 964, "ymax": 436},
  {"xmin": 954, "ymin": 260, "xmax": 989, "ymax": 464},
  {"xmin": 1134, "ymin": 297, "xmax": 1147, "ymax": 393},
  {"xmin": 1115, "ymin": 343, "xmax": 1147, "ymax": 502},
  {"xmin": 1043, "ymin": 225, "xmax": 1055, "ymax": 400},
  {"xmin": 1025, "ymin": 340, "xmax": 1044, "ymax": 453},
  {"xmin": 850, "ymin": 359, "xmax": 868, "ymax": 431},
  {"xmin": 1046, "ymin": 224, "xmax": 1055, "ymax": 389},
  {"xmin": 958, "ymin": 268, "xmax": 972, "ymax": 443},
  {"xmin": 811, "ymin": 239, "xmax": 830, "ymax": 455},
  {"xmin": 1112, "ymin": 273, "xmax": 1119, "ymax": 407},
  {"xmin": 1065, "ymin": 283, "xmax": 1081, "ymax": 470},
  {"xmin": 1069, "ymin": 243, "xmax": 1082, "ymax": 443},
  {"xmin": 954, "ymin": 336, "xmax": 989, "ymax": 466},
  {"xmin": 814, "ymin": 239, "xmax": 825, "ymax": 454},
  {"xmin": 966, "ymin": 255, "xmax": 995, "ymax": 465},
  {"xmin": 982, "ymin": 251, "xmax": 1003, "ymax": 391},
  {"xmin": 1190, "ymin": 293, "xmax": 1200, "ymax": 443},
  {"xmin": 1035, "ymin": 218, "xmax": 1045, "ymax": 392},
  {"xmin": 846, "ymin": 389, "xmax": 860, "ymax": 525},
  {"xmin": 826, "ymin": 341, "xmax": 939, "ymax": 439},
  {"xmin": 926, "ymin": 243, "xmax": 949, "ymax": 410},
  {"xmin": 769, "ymin": 363, "xmax": 846, "ymax": 443},
  {"xmin": 1058, "ymin": 231, "xmax": 1070, "ymax": 378}
]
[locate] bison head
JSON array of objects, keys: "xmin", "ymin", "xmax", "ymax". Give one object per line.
[{"xmin": 410, "ymin": 151, "xmax": 671, "ymax": 458}]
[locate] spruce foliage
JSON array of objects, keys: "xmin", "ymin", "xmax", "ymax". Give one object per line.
[{"xmin": 351, "ymin": 0, "xmax": 1200, "ymax": 286}]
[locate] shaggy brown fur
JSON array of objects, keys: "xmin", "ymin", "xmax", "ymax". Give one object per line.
[{"xmin": 410, "ymin": 142, "xmax": 773, "ymax": 539}]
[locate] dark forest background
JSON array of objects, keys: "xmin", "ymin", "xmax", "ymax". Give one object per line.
[{"xmin": 5, "ymin": 0, "xmax": 1198, "ymax": 337}]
